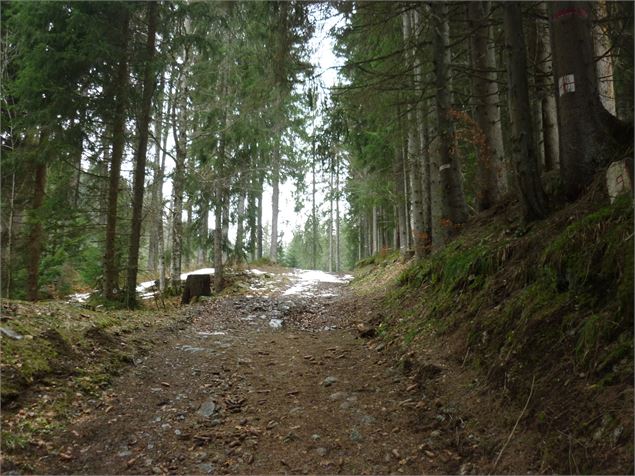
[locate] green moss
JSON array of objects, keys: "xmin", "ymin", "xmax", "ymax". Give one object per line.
[{"xmin": 1, "ymin": 430, "xmax": 30, "ymax": 451}]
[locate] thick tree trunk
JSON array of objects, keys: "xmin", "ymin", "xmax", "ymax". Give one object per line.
[
  {"xmin": 103, "ymin": 8, "xmax": 129, "ymax": 299},
  {"xmin": 468, "ymin": 1, "xmax": 507, "ymax": 209},
  {"xmin": 550, "ymin": 1, "xmax": 630, "ymax": 198},
  {"xmin": 503, "ymin": 3, "xmax": 548, "ymax": 221},
  {"xmin": 125, "ymin": 1, "xmax": 158, "ymax": 309},
  {"xmin": 26, "ymin": 160, "xmax": 47, "ymax": 301},
  {"xmin": 536, "ymin": 2, "xmax": 560, "ymax": 172},
  {"xmin": 433, "ymin": 2, "xmax": 468, "ymax": 233}
]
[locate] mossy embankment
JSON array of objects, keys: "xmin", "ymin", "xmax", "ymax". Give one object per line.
[
  {"xmin": 0, "ymin": 298, "xmax": 192, "ymax": 454},
  {"xmin": 354, "ymin": 194, "xmax": 633, "ymax": 474}
]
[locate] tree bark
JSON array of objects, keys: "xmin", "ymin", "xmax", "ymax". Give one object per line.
[
  {"xmin": 235, "ymin": 187, "xmax": 246, "ymax": 263},
  {"xmin": 213, "ymin": 191, "xmax": 224, "ymax": 292},
  {"xmin": 257, "ymin": 174, "xmax": 263, "ymax": 260},
  {"xmin": 593, "ymin": 0, "xmax": 616, "ymax": 116},
  {"xmin": 125, "ymin": 0, "xmax": 158, "ymax": 309},
  {"xmin": 103, "ymin": 7, "xmax": 129, "ymax": 299},
  {"xmin": 197, "ymin": 201, "xmax": 209, "ymax": 265},
  {"xmin": 269, "ymin": 139, "xmax": 280, "ymax": 262},
  {"xmin": 468, "ymin": 1, "xmax": 507, "ymax": 209},
  {"xmin": 402, "ymin": 11, "xmax": 426, "ymax": 259},
  {"xmin": 393, "ymin": 140, "xmax": 408, "ymax": 256},
  {"xmin": 433, "ymin": 2, "xmax": 468, "ymax": 233},
  {"xmin": 171, "ymin": 75, "xmax": 189, "ymax": 292},
  {"xmin": 503, "ymin": 2, "xmax": 548, "ymax": 221},
  {"xmin": 536, "ymin": 2, "xmax": 560, "ymax": 171},
  {"xmin": 26, "ymin": 160, "xmax": 47, "ymax": 301}
]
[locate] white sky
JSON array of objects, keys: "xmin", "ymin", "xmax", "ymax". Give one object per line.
[{"xmin": 261, "ymin": 9, "xmax": 346, "ymax": 245}]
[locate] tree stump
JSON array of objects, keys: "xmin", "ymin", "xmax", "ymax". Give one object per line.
[{"xmin": 181, "ymin": 274, "xmax": 211, "ymax": 304}]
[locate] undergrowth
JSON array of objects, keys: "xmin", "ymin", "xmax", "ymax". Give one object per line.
[{"xmin": 362, "ymin": 194, "xmax": 633, "ymax": 474}]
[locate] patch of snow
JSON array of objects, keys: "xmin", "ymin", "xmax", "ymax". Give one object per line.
[
  {"xmin": 248, "ymin": 268, "xmax": 267, "ymax": 275},
  {"xmin": 282, "ymin": 269, "xmax": 351, "ymax": 296},
  {"xmin": 180, "ymin": 268, "xmax": 215, "ymax": 280},
  {"xmin": 197, "ymin": 331, "xmax": 227, "ymax": 336},
  {"xmin": 136, "ymin": 280, "xmax": 156, "ymax": 293},
  {"xmin": 68, "ymin": 292, "xmax": 91, "ymax": 303},
  {"xmin": 269, "ymin": 318, "xmax": 283, "ymax": 329}
]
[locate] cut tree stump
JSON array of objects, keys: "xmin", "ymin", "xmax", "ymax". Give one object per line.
[{"xmin": 181, "ymin": 274, "xmax": 212, "ymax": 304}]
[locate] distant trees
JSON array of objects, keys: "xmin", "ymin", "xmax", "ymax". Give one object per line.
[
  {"xmin": 1, "ymin": 1, "xmax": 632, "ymax": 299},
  {"xmin": 1, "ymin": 1, "xmax": 313, "ymax": 303}
]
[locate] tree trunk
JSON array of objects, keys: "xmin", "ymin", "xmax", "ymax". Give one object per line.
[
  {"xmin": 371, "ymin": 205, "xmax": 378, "ymax": 255},
  {"xmin": 26, "ymin": 160, "xmax": 47, "ymax": 301},
  {"xmin": 247, "ymin": 174, "xmax": 257, "ymax": 262},
  {"xmin": 593, "ymin": 0, "xmax": 616, "ymax": 116},
  {"xmin": 125, "ymin": 0, "xmax": 158, "ymax": 309},
  {"xmin": 393, "ymin": 142, "xmax": 408, "ymax": 256},
  {"xmin": 402, "ymin": 11, "xmax": 426, "ymax": 259},
  {"xmin": 171, "ymin": 78, "xmax": 188, "ymax": 291},
  {"xmin": 433, "ymin": 2, "xmax": 468, "ymax": 232},
  {"xmin": 536, "ymin": 2, "xmax": 560, "ymax": 171},
  {"xmin": 269, "ymin": 140, "xmax": 280, "ymax": 262},
  {"xmin": 468, "ymin": 1, "xmax": 508, "ymax": 209},
  {"xmin": 413, "ymin": 8, "xmax": 432, "ymax": 245},
  {"xmin": 527, "ymin": 13, "xmax": 546, "ymax": 173},
  {"xmin": 213, "ymin": 192, "xmax": 224, "ymax": 293},
  {"xmin": 235, "ymin": 189, "xmax": 246, "ymax": 263},
  {"xmin": 328, "ymin": 161, "xmax": 334, "ymax": 272},
  {"xmin": 335, "ymin": 154, "xmax": 341, "ymax": 272},
  {"xmin": 503, "ymin": 2, "xmax": 548, "ymax": 221},
  {"xmin": 197, "ymin": 200, "xmax": 209, "ymax": 265},
  {"xmin": 550, "ymin": 1, "xmax": 630, "ymax": 198},
  {"xmin": 4, "ymin": 170, "xmax": 16, "ymax": 296},
  {"xmin": 257, "ymin": 174, "xmax": 263, "ymax": 260},
  {"xmin": 311, "ymin": 142, "xmax": 318, "ymax": 269},
  {"xmin": 103, "ymin": 7, "xmax": 129, "ymax": 299},
  {"xmin": 148, "ymin": 72, "xmax": 166, "ymax": 273}
]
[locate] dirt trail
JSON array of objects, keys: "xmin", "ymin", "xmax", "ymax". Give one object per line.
[{"xmin": 23, "ymin": 270, "xmax": 472, "ymax": 475}]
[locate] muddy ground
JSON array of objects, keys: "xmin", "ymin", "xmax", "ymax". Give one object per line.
[{"xmin": 3, "ymin": 269, "xmax": 547, "ymax": 475}]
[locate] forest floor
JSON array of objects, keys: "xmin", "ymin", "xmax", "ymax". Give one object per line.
[{"xmin": 1, "ymin": 267, "xmax": 541, "ymax": 475}]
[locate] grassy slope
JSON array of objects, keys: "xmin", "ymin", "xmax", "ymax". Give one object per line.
[{"xmin": 354, "ymin": 193, "xmax": 633, "ymax": 474}]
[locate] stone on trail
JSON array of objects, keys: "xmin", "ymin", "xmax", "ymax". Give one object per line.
[
  {"xmin": 197, "ymin": 398, "xmax": 217, "ymax": 418},
  {"xmin": 329, "ymin": 391, "xmax": 347, "ymax": 400},
  {"xmin": 350, "ymin": 427, "xmax": 363, "ymax": 442},
  {"xmin": 322, "ymin": 376, "xmax": 338, "ymax": 387},
  {"xmin": 198, "ymin": 463, "xmax": 214, "ymax": 474}
]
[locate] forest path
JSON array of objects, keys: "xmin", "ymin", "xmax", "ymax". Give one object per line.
[{"xmin": 38, "ymin": 269, "xmax": 466, "ymax": 475}]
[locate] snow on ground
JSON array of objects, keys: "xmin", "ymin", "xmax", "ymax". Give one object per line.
[
  {"xmin": 248, "ymin": 269, "xmax": 267, "ymax": 276},
  {"xmin": 180, "ymin": 268, "xmax": 215, "ymax": 280},
  {"xmin": 283, "ymin": 269, "xmax": 353, "ymax": 297}
]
